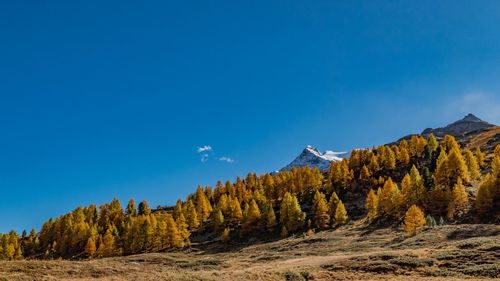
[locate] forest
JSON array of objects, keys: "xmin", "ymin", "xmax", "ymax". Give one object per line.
[{"xmin": 1, "ymin": 134, "xmax": 498, "ymax": 260}]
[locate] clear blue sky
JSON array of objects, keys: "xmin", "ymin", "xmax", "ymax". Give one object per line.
[{"xmin": 1, "ymin": 1, "xmax": 500, "ymax": 233}]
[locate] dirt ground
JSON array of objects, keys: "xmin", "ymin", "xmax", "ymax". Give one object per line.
[{"xmin": 1, "ymin": 222, "xmax": 499, "ymax": 281}]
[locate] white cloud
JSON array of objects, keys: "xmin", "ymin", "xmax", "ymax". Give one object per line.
[
  {"xmin": 218, "ymin": 156, "xmax": 235, "ymax": 163},
  {"xmin": 445, "ymin": 92, "xmax": 500, "ymax": 124},
  {"xmin": 197, "ymin": 145, "xmax": 212, "ymax": 153},
  {"xmin": 196, "ymin": 145, "xmax": 234, "ymax": 164},
  {"xmin": 201, "ymin": 154, "xmax": 209, "ymax": 163}
]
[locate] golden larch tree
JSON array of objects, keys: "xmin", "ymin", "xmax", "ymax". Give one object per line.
[
  {"xmin": 434, "ymin": 149, "xmax": 448, "ymax": 186},
  {"xmin": 195, "ymin": 186, "xmax": 213, "ymax": 222},
  {"xmin": 365, "ymin": 188, "xmax": 379, "ymax": 221},
  {"xmin": 280, "ymin": 192, "xmax": 305, "ymax": 233},
  {"xmin": 444, "ymin": 135, "xmax": 460, "ymax": 153},
  {"xmin": 404, "ymin": 204, "xmax": 426, "ymax": 236},
  {"xmin": 334, "ymin": 200, "xmax": 348, "ymax": 225},
  {"xmin": 475, "ymin": 147, "xmax": 485, "ymax": 168},
  {"xmin": 84, "ymin": 237, "xmax": 96, "ymax": 257},
  {"xmin": 312, "ymin": 190, "xmax": 330, "ymax": 229},
  {"xmin": 243, "ymin": 199, "xmax": 262, "ymax": 232},
  {"xmin": 446, "ymin": 147, "xmax": 470, "ymax": 185},
  {"xmin": 409, "ymin": 165, "xmax": 426, "ymax": 206},
  {"xmin": 447, "ymin": 179, "xmax": 469, "ymax": 220},
  {"xmin": 463, "ymin": 148, "xmax": 480, "ymax": 180},
  {"xmin": 400, "ymin": 174, "xmax": 412, "ymax": 208},
  {"xmin": 426, "ymin": 133, "xmax": 438, "ymax": 152},
  {"xmin": 379, "ymin": 178, "xmax": 402, "ymax": 217},
  {"xmin": 265, "ymin": 205, "xmax": 276, "ymax": 232},
  {"xmin": 185, "ymin": 199, "xmax": 200, "ymax": 229},
  {"xmin": 328, "ymin": 192, "xmax": 340, "ymax": 225}
]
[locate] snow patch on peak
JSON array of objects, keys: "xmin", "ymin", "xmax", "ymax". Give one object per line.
[{"xmin": 284, "ymin": 145, "xmax": 350, "ymax": 171}]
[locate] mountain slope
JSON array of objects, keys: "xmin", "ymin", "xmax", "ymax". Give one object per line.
[
  {"xmin": 421, "ymin": 113, "xmax": 494, "ymax": 138},
  {"xmin": 284, "ymin": 145, "xmax": 349, "ymax": 171},
  {"xmin": 3, "ymin": 223, "xmax": 498, "ymax": 280},
  {"xmin": 285, "ymin": 114, "xmax": 497, "ymax": 172}
]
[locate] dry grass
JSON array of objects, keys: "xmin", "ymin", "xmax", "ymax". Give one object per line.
[
  {"xmin": 1, "ymin": 223, "xmax": 499, "ymax": 281},
  {"xmin": 467, "ymin": 126, "xmax": 500, "ymax": 153}
]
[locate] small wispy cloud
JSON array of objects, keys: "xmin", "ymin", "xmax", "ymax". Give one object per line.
[
  {"xmin": 197, "ymin": 145, "xmax": 212, "ymax": 153},
  {"xmin": 218, "ymin": 156, "xmax": 235, "ymax": 163},
  {"xmin": 201, "ymin": 154, "xmax": 209, "ymax": 163},
  {"xmin": 197, "ymin": 145, "xmax": 213, "ymax": 163},
  {"xmin": 196, "ymin": 145, "xmax": 235, "ymax": 164}
]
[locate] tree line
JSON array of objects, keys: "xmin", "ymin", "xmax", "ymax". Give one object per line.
[{"xmin": 0, "ymin": 134, "xmax": 498, "ymax": 260}]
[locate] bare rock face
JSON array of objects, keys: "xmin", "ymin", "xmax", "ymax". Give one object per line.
[{"xmin": 421, "ymin": 114, "xmax": 494, "ymax": 138}]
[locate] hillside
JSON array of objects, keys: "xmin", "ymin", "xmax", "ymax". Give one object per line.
[
  {"xmin": 1, "ymin": 222, "xmax": 498, "ymax": 280},
  {"xmin": 421, "ymin": 114, "xmax": 495, "ymax": 138},
  {"xmin": 467, "ymin": 126, "xmax": 500, "ymax": 156},
  {"xmin": 0, "ymin": 114, "xmax": 499, "ymax": 280}
]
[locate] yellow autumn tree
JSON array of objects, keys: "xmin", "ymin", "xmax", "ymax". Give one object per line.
[
  {"xmin": 381, "ymin": 146, "xmax": 396, "ymax": 169},
  {"xmin": 399, "ymin": 146, "xmax": 410, "ymax": 165},
  {"xmin": 476, "ymin": 174, "xmax": 494, "ymax": 214},
  {"xmin": 221, "ymin": 228, "xmax": 231, "ymax": 242},
  {"xmin": 400, "ymin": 174, "xmax": 412, "ymax": 209},
  {"xmin": 177, "ymin": 212, "xmax": 190, "ymax": 243},
  {"xmin": 404, "ymin": 205, "xmax": 426, "ymax": 236},
  {"xmin": 216, "ymin": 194, "xmax": 230, "ymax": 217},
  {"xmin": 444, "ymin": 135, "xmax": 460, "ymax": 153},
  {"xmin": 97, "ymin": 228, "xmax": 116, "ymax": 257},
  {"xmin": 334, "ymin": 200, "xmax": 348, "ymax": 225},
  {"xmin": 409, "ymin": 135, "xmax": 426, "ymax": 157},
  {"xmin": 379, "ymin": 178, "xmax": 402, "ymax": 217},
  {"xmin": 212, "ymin": 209, "xmax": 225, "ymax": 233},
  {"xmin": 185, "ymin": 199, "xmax": 200, "ymax": 229},
  {"xmin": 229, "ymin": 197, "xmax": 243, "ymax": 223},
  {"xmin": 446, "ymin": 147, "xmax": 470, "ymax": 185},
  {"xmin": 265, "ymin": 205, "xmax": 276, "ymax": 232},
  {"xmin": 365, "ymin": 188, "xmax": 379, "ymax": 221},
  {"xmin": 436, "ymin": 146, "xmax": 469, "ymax": 187},
  {"xmin": 427, "ymin": 133, "xmax": 438, "ymax": 152},
  {"xmin": 328, "ymin": 192, "xmax": 340, "ymax": 225},
  {"xmin": 166, "ymin": 214, "xmax": 183, "ymax": 248},
  {"xmin": 243, "ymin": 199, "xmax": 261, "ymax": 233},
  {"xmin": 475, "ymin": 154, "xmax": 499, "ymax": 214},
  {"xmin": 195, "ymin": 186, "xmax": 213, "ymax": 222},
  {"xmin": 173, "ymin": 199, "xmax": 184, "ymax": 220},
  {"xmin": 434, "ymin": 149, "xmax": 448, "ymax": 186},
  {"xmin": 475, "ymin": 147, "xmax": 485, "ymax": 168},
  {"xmin": 409, "ymin": 165, "xmax": 426, "ymax": 206},
  {"xmin": 84, "ymin": 237, "xmax": 96, "ymax": 258},
  {"xmin": 280, "ymin": 192, "xmax": 305, "ymax": 233},
  {"xmin": 495, "ymin": 144, "xmax": 500, "ymax": 157},
  {"xmin": 312, "ymin": 190, "xmax": 330, "ymax": 229},
  {"xmin": 359, "ymin": 165, "xmax": 372, "ymax": 183},
  {"xmin": 447, "ymin": 179, "xmax": 469, "ymax": 220},
  {"xmin": 369, "ymin": 154, "xmax": 380, "ymax": 171},
  {"xmin": 463, "ymin": 148, "xmax": 480, "ymax": 181}
]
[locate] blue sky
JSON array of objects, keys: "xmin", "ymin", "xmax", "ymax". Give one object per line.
[{"xmin": 1, "ymin": 1, "xmax": 500, "ymax": 232}]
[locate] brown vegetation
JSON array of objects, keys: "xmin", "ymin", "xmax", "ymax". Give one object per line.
[{"xmin": 0, "ymin": 222, "xmax": 498, "ymax": 280}]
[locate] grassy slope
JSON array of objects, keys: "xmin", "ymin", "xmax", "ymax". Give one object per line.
[
  {"xmin": 2, "ymin": 127, "xmax": 499, "ymax": 280},
  {"xmin": 1, "ymin": 221, "xmax": 498, "ymax": 281}
]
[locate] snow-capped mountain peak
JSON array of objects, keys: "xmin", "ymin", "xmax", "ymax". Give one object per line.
[{"xmin": 284, "ymin": 145, "xmax": 350, "ymax": 171}]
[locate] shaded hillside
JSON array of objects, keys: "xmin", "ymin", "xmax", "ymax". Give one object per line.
[
  {"xmin": 0, "ymin": 117, "xmax": 499, "ymax": 262},
  {"xmin": 398, "ymin": 114, "xmax": 496, "ymax": 148},
  {"xmin": 422, "ymin": 113, "xmax": 494, "ymax": 138}
]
